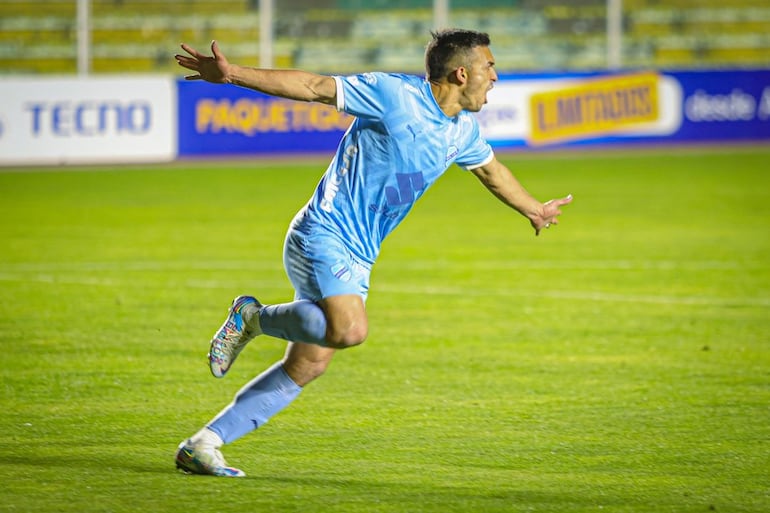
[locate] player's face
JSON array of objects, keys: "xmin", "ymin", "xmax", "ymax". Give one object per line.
[{"xmin": 461, "ymin": 46, "xmax": 498, "ymax": 112}]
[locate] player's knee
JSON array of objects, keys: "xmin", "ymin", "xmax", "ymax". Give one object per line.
[
  {"xmin": 282, "ymin": 358, "xmax": 329, "ymax": 385},
  {"xmin": 326, "ymin": 323, "xmax": 367, "ymax": 349}
]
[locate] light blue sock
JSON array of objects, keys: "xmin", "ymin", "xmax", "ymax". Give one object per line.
[
  {"xmin": 259, "ymin": 300, "xmax": 328, "ymax": 345},
  {"xmin": 208, "ymin": 362, "xmax": 302, "ymax": 444}
]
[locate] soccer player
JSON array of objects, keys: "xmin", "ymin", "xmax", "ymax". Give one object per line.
[{"xmin": 173, "ymin": 29, "xmax": 572, "ymax": 477}]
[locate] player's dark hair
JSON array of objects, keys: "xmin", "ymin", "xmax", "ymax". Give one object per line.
[{"xmin": 425, "ymin": 29, "xmax": 491, "ymax": 81}]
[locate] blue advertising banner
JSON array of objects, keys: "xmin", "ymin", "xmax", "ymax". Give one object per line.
[
  {"xmin": 176, "ymin": 70, "xmax": 770, "ymax": 158},
  {"xmin": 673, "ymin": 70, "xmax": 770, "ymax": 142},
  {"xmin": 177, "ymin": 80, "xmax": 353, "ymax": 156}
]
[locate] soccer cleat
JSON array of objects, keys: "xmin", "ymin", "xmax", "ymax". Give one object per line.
[
  {"xmin": 175, "ymin": 440, "xmax": 245, "ymax": 478},
  {"xmin": 209, "ymin": 295, "xmax": 262, "ymax": 378}
]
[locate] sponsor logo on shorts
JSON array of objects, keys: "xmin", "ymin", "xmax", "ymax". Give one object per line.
[{"xmin": 330, "ymin": 262, "xmax": 352, "ymax": 282}]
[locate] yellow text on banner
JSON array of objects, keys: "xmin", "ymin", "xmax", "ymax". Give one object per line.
[{"xmin": 530, "ymin": 73, "xmax": 660, "ymax": 145}]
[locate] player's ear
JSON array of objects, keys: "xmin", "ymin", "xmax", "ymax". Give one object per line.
[{"xmin": 450, "ymin": 66, "xmax": 467, "ymax": 85}]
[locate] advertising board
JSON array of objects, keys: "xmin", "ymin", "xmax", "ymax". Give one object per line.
[
  {"xmin": 4, "ymin": 70, "xmax": 765, "ymax": 166},
  {"xmin": 176, "ymin": 69, "xmax": 770, "ymax": 159},
  {"xmin": 177, "ymin": 80, "xmax": 353, "ymax": 156},
  {"xmin": 0, "ymin": 76, "xmax": 176, "ymax": 166},
  {"xmin": 479, "ymin": 69, "xmax": 770, "ymax": 148}
]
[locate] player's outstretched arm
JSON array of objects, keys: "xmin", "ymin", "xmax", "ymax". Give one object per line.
[
  {"xmin": 471, "ymin": 157, "xmax": 572, "ymax": 236},
  {"xmin": 174, "ymin": 40, "xmax": 337, "ymax": 105}
]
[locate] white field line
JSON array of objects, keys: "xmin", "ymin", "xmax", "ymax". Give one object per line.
[
  {"xmin": 0, "ymin": 262, "xmax": 768, "ymax": 307},
  {"xmin": 0, "ymin": 273, "xmax": 289, "ymax": 290},
  {"xmin": 387, "ymin": 259, "xmax": 765, "ymax": 271},
  {"xmin": 376, "ymin": 283, "xmax": 770, "ymax": 308},
  {"xmin": 0, "ymin": 259, "xmax": 764, "ymax": 273},
  {"xmin": 0, "ymin": 261, "xmax": 284, "ymax": 272}
]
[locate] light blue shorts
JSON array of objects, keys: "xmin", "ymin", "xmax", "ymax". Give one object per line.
[{"xmin": 283, "ymin": 227, "xmax": 371, "ymax": 302}]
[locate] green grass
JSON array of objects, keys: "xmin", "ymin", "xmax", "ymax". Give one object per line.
[{"xmin": 1, "ymin": 147, "xmax": 768, "ymax": 512}]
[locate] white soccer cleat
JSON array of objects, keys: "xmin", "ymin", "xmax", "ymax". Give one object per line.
[
  {"xmin": 175, "ymin": 429, "xmax": 244, "ymax": 478},
  {"xmin": 208, "ymin": 295, "xmax": 262, "ymax": 378}
]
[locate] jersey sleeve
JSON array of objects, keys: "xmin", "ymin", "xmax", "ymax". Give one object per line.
[
  {"xmin": 334, "ymin": 72, "xmax": 397, "ymax": 120},
  {"xmin": 455, "ymin": 115, "xmax": 495, "ymax": 170}
]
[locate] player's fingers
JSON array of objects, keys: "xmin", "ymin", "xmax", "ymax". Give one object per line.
[
  {"xmin": 180, "ymin": 43, "xmax": 203, "ymax": 59},
  {"xmin": 544, "ymin": 207, "xmax": 562, "ymax": 220},
  {"xmin": 174, "ymin": 55, "xmax": 197, "ymax": 69},
  {"xmin": 185, "ymin": 74, "xmax": 202, "ymax": 81},
  {"xmin": 211, "ymin": 40, "xmax": 223, "ymax": 60}
]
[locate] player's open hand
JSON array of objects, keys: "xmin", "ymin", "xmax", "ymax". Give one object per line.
[
  {"xmin": 533, "ymin": 194, "xmax": 573, "ymax": 236},
  {"xmin": 174, "ymin": 40, "xmax": 231, "ymax": 83}
]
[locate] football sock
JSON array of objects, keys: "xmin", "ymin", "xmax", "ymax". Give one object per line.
[
  {"xmin": 187, "ymin": 426, "xmax": 224, "ymax": 448},
  {"xmin": 207, "ymin": 361, "xmax": 302, "ymax": 444},
  {"xmin": 259, "ymin": 300, "xmax": 328, "ymax": 345}
]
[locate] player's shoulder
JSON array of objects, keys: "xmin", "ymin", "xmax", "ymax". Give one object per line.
[
  {"xmin": 389, "ymin": 73, "xmax": 429, "ymax": 90},
  {"xmin": 348, "ymin": 71, "xmax": 421, "ymax": 84},
  {"xmin": 345, "ymin": 73, "xmax": 430, "ymax": 102},
  {"xmin": 457, "ymin": 108, "xmax": 482, "ymax": 129}
]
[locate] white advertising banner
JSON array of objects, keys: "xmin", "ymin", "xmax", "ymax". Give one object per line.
[
  {"xmin": 0, "ymin": 76, "xmax": 176, "ymax": 166},
  {"xmin": 476, "ymin": 72, "xmax": 683, "ymax": 147}
]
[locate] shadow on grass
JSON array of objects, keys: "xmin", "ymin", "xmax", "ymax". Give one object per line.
[{"xmin": 1, "ymin": 452, "xmax": 712, "ymax": 512}]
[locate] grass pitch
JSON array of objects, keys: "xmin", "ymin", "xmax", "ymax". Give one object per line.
[{"xmin": 0, "ymin": 147, "xmax": 768, "ymax": 512}]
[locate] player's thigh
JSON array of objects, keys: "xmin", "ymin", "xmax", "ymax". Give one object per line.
[{"xmin": 318, "ymin": 293, "xmax": 368, "ymax": 344}]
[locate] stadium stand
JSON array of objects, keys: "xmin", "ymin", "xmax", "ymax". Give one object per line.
[{"xmin": 1, "ymin": 0, "xmax": 769, "ymax": 75}]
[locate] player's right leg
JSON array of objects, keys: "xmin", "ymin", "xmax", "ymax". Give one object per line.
[
  {"xmin": 317, "ymin": 293, "xmax": 368, "ymax": 348},
  {"xmin": 208, "ymin": 295, "xmax": 263, "ymax": 378},
  {"xmin": 208, "ymin": 291, "xmax": 368, "ymax": 378},
  {"xmin": 208, "ymin": 227, "xmax": 370, "ymax": 377},
  {"xmin": 257, "ymin": 226, "xmax": 371, "ymax": 349}
]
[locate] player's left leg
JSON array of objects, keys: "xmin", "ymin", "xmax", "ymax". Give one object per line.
[
  {"xmin": 281, "ymin": 338, "xmax": 337, "ymax": 386},
  {"xmin": 175, "ymin": 342, "xmax": 335, "ymax": 477},
  {"xmin": 175, "ymin": 426, "xmax": 245, "ymax": 477},
  {"xmin": 177, "ymin": 226, "xmax": 371, "ymax": 476}
]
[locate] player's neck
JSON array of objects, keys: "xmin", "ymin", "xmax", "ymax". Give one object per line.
[{"xmin": 429, "ymin": 81, "xmax": 462, "ymax": 118}]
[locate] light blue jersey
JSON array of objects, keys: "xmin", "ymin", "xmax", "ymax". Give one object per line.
[{"xmin": 291, "ymin": 72, "xmax": 494, "ymax": 266}]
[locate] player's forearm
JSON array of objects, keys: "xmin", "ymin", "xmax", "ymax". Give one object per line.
[
  {"xmin": 226, "ymin": 66, "xmax": 336, "ymax": 105},
  {"xmin": 473, "ymin": 162, "xmax": 543, "ymax": 220},
  {"xmin": 490, "ymin": 177, "xmax": 542, "ymax": 220}
]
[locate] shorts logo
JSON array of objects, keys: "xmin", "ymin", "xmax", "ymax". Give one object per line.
[{"xmin": 330, "ymin": 262, "xmax": 352, "ymax": 282}]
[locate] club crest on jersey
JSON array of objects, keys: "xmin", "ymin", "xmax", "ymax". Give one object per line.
[{"xmin": 445, "ymin": 145, "xmax": 459, "ymax": 163}]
